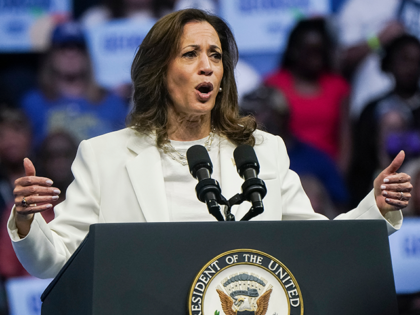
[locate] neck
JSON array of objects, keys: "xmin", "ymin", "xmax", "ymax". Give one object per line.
[{"xmin": 167, "ymin": 107, "xmax": 212, "ymax": 141}]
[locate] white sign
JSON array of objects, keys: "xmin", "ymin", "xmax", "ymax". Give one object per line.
[
  {"xmin": 5, "ymin": 277, "xmax": 52, "ymax": 315},
  {"xmin": 389, "ymin": 218, "xmax": 420, "ymax": 294},
  {"xmin": 85, "ymin": 18, "xmax": 156, "ymax": 89},
  {"xmin": 220, "ymin": 0, "xmax": 330, "ymax": 53},
  {"xmin": 0, "ymin": 0, "xmax": 72, "ymax": 52}
]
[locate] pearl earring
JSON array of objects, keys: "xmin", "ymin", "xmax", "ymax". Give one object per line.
[{"xmin": 219, "ymin": 87, "xmax": 223, "ymax": 92}]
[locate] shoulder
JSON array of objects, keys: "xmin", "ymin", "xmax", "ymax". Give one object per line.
[
  {"xmin": 80, "ymin": 128, "xmax": 137, "ymax": 153},
  {"xmin": 253, "ymin": 129, "xmax": 287, "ymax": 154},
  {"xmin": 264, "ymin": 69, "xmax": 290, "ymax": 86}
]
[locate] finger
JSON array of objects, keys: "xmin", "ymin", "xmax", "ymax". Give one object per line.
[
  {"xmin": 23, "ymin": 158, "xmax": 36, "ymax": 177},
  {"xmin": 381, "ymin": 182, "xmax": 413, "ymax": 193},
  {"xmin": 16, "ymin": 203, "xmax": 53, "ymax": 216},
  {"xmin": 17, "ymin": 195, "xmax": 59, "ymax": 206},
  {"xmin": 14, "ymin": 185, "xmax": 61, "ymax": 197},
  {"xmin": 384, "ymin": 150, "xmax": 405, "ymax": 174},
  {"xmin": 382, "ymin": 191, "xmax": 411, "ymax": 201},
  {"xmin": 383, "ymin": 173, "xmax": 411, "ymax": 184},
  {"xmin": 14, "ymin": 175, "xmax": 55, "ymax": 188},
  {"xmin": 384, "ymin": 198, "xmax": 409, "ymax": 209}
]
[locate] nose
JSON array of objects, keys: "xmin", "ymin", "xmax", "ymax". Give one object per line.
[{"xmin": 198, "ymin": 54, "xmax": 213, "ymax": 76}]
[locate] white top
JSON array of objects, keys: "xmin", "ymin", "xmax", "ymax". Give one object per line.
[{"xmin": 160, "ymin": 134, "xmax": 222, "ymax": 221}]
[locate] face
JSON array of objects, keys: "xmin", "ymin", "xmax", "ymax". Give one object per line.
[
  {"xmin": 52, "ymin": 47, "xmax": 88, "ymax": 78},
  {"xmin": 293, "ymin": 31, "xmax": 326, "ymax": 78},
  {"xmin": 166, "ymin": 21, "xmax": 224, "ymax": 122},
  {"xmin": 389, "ymin": 43, "xmax": 420, "ymax": 90},
  {"xmin": 0, "ymin": 123, "xmax": 31, "ymax": 165}
]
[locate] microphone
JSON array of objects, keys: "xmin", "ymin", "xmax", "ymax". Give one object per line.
[
  {"xmin": 233, "ymin": 144, "xmax": 267, "ymax": 221},
  {"xmin": 187, "ymin": 145, "xmax": 224, "ymax": 221}
]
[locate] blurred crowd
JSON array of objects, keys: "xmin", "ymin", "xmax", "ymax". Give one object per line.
[{"xmin": 1, "ymin": 0, "xmax": 420, "ymax": 314}]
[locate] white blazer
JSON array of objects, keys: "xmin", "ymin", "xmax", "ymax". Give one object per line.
[{"xmin": 8, "ymin": 128, "xmax": 402, "ymax": 278}]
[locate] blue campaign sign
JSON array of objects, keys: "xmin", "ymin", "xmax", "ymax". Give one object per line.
[
  {"xmin": 5, "ymin": 277, "xmax": 52, "ymax": 315},
  {"xmin": 220, "ymin": 0, "xmax": 330, "ymax": 54},
  {"xmin": 0, "ymin": 0, "xmax": 72, "ymax": 52},
  {"xmin": 85, "ymin": 18, "xmax": 156, "ymax": 89},
  {"xmin": 389, "ymin": 217, "xmax": 420, "ymax": 294}
]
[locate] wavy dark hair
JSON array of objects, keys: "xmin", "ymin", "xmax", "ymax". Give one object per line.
[{"xmin": 128, "ymin": 8, "xmax": 256, "ymax": 148}]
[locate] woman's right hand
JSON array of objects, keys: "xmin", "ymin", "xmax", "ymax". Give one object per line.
[{"xmin": 13, "ymin": 158, "xmax": 61, "ymax": 237}]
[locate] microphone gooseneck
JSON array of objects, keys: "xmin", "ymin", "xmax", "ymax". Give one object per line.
[
  {"xmin": 187, "ymin": 145, "xmax": 224, "ymax": 221},
  {"xmin": 233, "ymin": 144, "xmax": 267, "ymax": 221}
]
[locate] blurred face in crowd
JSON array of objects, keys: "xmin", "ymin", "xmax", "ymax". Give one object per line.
[
  {"xmin": 51, "ymin": 46, "xmax": 88, "ymax": 81},
  {"xmin": 0, "ymin": 122, "xmax": 31, "ymax": 166},
  {"xmin": 292, "ymin": 30, "xmax": 326, "ymax": 79},
  {"xmin": 40, "ymin": 133, "xmax": 76, "ymax": 189},
  {"xmin": 389, "ymin": 42, "xmax": 420, "ymax": 91},
  {"xmin": 166, "ymin": 21, "xmax": 223, "ymax": 124}
]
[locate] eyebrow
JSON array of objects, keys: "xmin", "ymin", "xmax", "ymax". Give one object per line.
[{"xmin": 182, "ymin": 44, "xmax": 222, "ymax": 51}]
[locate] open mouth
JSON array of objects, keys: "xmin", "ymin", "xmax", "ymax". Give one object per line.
[{"xmin": 195, "ymin": 82, "xmax": 214, "ymax": 94}]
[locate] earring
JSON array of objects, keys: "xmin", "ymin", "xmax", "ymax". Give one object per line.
[{"xmin": 219, "ymin": 87, "xmax": 223, "ymax": 92}]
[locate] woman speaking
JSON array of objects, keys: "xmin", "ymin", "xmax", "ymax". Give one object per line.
[{"xmin": 9, "ymin": 9, "xmax": 412, "ymax": 279}]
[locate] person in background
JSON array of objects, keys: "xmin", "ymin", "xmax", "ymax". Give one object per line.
[
  {"xmin": 0, "ymin": 131, "xmax": 77, "ymax": 279},
  {"xmin": 80, "ymin": 0, "xmax": 175, "ymax": 28},
  {"xmin": 0, "ymin": 107, "xmax": 32, "ymax": 218},
  {"xmin": 241, "ymin": 85, "xmax": 348, "ymax": 217},
  {"xmin": 0, "ymin": 106, "xmax": 32, "ymax": 315},
  {"xmin": 349, "ymin": 34, "xmax": 420, "ymax": 207},
  {"xmin": 264, "ymin": 18, "xmax": 351, "ymax": 174},
  {"xmin": 20, "ymin": 22, "xmax": 128, "ymax": 149},
  {"xmin": 336, "ymin": 0, "xmax": 408, "ymax": 118}
]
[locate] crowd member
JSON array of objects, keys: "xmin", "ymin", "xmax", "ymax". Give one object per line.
[
  {"xmin": 80, "ymin": 0, "xmax": 174, "ymax": 27},
  {"xmin": 336, "ymin": 0, "xmax": 416, "ymax": 118},
  {"xmin": 0, "ymin": 107, "xmax": 32, "ymax": 219},
  {"xmin": 349, "ymin": 34, "xmax": 420, "ymax": 207},
  {"xmin": 20, "ymin": 22, "xmax": 128, "ymax": 149},
  {"xmin": 0, "ymin": 106, "xmax": 31, "ymax": 315},
  {"xmin": 7, "ymin": 9, "xmax": 410, "ymax": 280},
  {"xmin": 264, "ymin": 18, "xmax": 351, "ymax": 173},
  {"xmin": 241, "ymin": 85, "xmax": 348, "ymax": 216},
  {"xmin": 0, "ymin": 131, "xmax": 77, "ymax": 280}
]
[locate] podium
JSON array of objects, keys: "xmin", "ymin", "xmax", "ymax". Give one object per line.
[{"xmin": 41, "ymin": 220, "xmax": 398, "ymax": 314}]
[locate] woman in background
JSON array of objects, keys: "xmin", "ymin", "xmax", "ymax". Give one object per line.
[{"xmin": 265, "ymin": 18, "xmax": 351, "ymax": 173}]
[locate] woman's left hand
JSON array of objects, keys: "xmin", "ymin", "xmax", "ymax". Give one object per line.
[{"xmin": 374, "ymin": 150, "xmax": 412, "ymax": 216}]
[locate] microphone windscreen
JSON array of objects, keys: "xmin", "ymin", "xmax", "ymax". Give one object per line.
[
  {"xmin": 233, "ymin": 144, "xmax": 260, "ymax": 176},
  {"xmin": 186, "ymin": 145, "xmax": 213, "ymax": 178}
]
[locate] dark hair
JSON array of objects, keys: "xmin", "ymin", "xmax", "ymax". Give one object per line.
[
  {"xmin": 280, "ymin": 18, "xmax": 333, "ymax": 71},
  {"xmin": 105, "ymin": 0, "xmax": 174, "ymax": 19},
  {"xmin": 381, "ymin": 34, "xmax": 420, "ymax": 72},
  {"xmin": 128, "ymin": 8, "xmax": 256, "ymax": 147}
]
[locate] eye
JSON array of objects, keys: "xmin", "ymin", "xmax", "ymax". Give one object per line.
[
  {"xmin": 212, "ymin": 52, "xmax": 222, "ymax": 60},
  {"xmin": 182, "ymin": 51, "xmax": 197, "ymax": 58}
]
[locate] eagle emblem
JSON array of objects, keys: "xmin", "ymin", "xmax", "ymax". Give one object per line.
[{"xmin": 215, "ymin": 273, "xmax": 273, "ymax": 315}]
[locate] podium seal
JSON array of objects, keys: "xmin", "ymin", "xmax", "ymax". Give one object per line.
[{"xmin": 189, "ymin": 249, "xmax": 303, "ymax": 315}]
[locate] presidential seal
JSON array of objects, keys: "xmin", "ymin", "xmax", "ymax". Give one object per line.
[{"xmin": 189, "ymin": 249, "xmax": 303, "ymax": 315}]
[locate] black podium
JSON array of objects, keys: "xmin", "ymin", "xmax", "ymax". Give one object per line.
[{"xmin": 41, "ymin": 220, "xmax": 398, "ymax": 314}]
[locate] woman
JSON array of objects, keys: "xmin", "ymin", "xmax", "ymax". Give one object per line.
[
  {"xmin": 9, "ymin": 9, "xmax": 411, "ymax": 279},
  {"xmin": 265, "ymin": 18, "xmax": 351, "ymax": 173}
]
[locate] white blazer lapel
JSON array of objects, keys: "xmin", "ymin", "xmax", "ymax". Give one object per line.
[
  {"xmin": 219, "ymin": 137, "xmax": 251, "ymax": 220},
  {"xmin": 125, "ymin": 132, "xmax": 170, "ymax": 222}
]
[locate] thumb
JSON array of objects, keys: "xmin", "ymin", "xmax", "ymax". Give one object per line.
[
  {"xmin": 23, "ymin": 158, "xmax": 36, "ymax": 177},
  {"xmin": 384, "ymin": 150, "xmax": 405, "ymax": 175}
]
